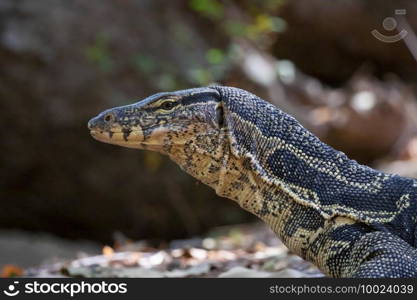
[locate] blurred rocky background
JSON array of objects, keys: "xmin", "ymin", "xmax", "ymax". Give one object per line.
[{"xmin": 1, "ymin": 0, "xmax": 417, "ymax": 273}]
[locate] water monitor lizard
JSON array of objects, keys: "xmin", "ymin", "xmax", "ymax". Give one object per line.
[{"xmin": 88, "ymin": 86, "xmax": 417, "ymax": 277}]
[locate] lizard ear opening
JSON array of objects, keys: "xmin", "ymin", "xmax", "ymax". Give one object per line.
[{"xmin": 215, "ymin": 104, "xmax": 225, "ymax": 128}]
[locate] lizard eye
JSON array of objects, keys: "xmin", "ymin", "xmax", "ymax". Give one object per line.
[{"xmin": 160, "ymin": 101, "xmax": 176, "ymax": 110}]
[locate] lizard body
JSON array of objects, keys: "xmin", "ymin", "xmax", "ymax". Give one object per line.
[{"xmin": 88, "ymin": 86, "xmax": 417, "ymax": 277}]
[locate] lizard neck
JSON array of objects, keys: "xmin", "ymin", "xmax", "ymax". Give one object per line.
[
  {"xmin": 215, "ymin": 103, "xmax": 416, "ymax": 260},
  {"xmin": 169, "ymin": 86, "xmax": 416, "ymax": 255},
  {"xmin": 166, "ymin": 125, "xmax": 231, "ymax": 189},
  {"xmin": 213, "ymin": 86, "xmax": 415, "ymax": 226},
  {"xmin": 167, "ymin": 127, "xmax": 331, "ymax": 259}
]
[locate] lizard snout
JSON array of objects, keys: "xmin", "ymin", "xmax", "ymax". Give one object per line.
[
  {"xmin": 87, "ymin": 117, "xmax": 97, "ymax": 130},
  {"xmin": 88, "ymin": 111, "xmax": 116, "ymax": 131}
]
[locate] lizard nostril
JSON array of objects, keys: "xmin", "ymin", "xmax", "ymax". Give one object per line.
[
  {"xmin": 87, "ymin": 118, "xmax": 95, "ymax": 130},
  {"xmin": 104, "ymin": 113, "xmax": 114, "ymax": 123}
]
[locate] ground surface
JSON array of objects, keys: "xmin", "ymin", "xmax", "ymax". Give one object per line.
[{"xmin": 3, "ymin": 223, "xmax": 322, "ymax": 278}]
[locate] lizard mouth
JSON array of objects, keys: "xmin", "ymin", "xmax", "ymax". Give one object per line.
[{"xmin": 89, "ymin": 129, "xmax": 145, "ymax": 149}]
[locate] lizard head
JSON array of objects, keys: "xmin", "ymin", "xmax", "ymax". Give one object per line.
[{"xmin": 88, "ymin": 87, "xmax": 224, "ymax": 154}]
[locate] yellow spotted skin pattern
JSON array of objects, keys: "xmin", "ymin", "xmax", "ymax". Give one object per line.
[{"xmin": 88, "ymin": 86, "xmax": 417, "ymax": 278}]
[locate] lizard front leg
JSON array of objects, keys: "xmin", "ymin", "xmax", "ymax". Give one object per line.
[
  {"xmin": 346, "ymin": 230, "xmax": 417, "ymax": 277},
  {"xmin": 308, "ymin": 219, "xmax": 417, "ymax": 277}
]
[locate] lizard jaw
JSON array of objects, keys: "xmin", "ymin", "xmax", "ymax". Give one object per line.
[{"xmin": 89, "ymin": 129, "xmax": 145, "ymax": 149}]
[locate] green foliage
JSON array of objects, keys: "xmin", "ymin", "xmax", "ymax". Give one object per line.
[
  {"xmin": 189, "ymin": 0, "xmax": 224, "ymax": 19},
  {"xmin": 84, "ymin": 34, "xmax": 114, "ymax": 72},
  {"xmin": 188, "ymin": 47, "xmax": 233, "ymax": 85},
  {"xmin": 156, "ymin": 73, "xmax": 178, "ymax": 91},
  {"xmin": 185, "ymin": 0, "xmax": 288, "ymax": 86},
  {"xmin": 188, "ymin": 68, "xmax": 213, "ymax": 85},
  {"xmin": 224, "ymin": 15, "xmax": 286, "ymax": 42},
  {"xmin": 132, "ymin": 53, "xmax": 181, "ymax": 91},
  {"xmin": 132, "ymin": 54, "xmax": 158, "ymax": 74},
  {"xmin": 206, "ymin": 48, "xmax": 225, "ymax": 65},
  {"xmin": 225, "ymin": 21, "xmax": 247, "ymax": 37}
]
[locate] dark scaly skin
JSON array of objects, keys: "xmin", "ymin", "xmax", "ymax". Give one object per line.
[{"xmin": 88, "ymin": 86, "xmax": 417, "ymax": 278}]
